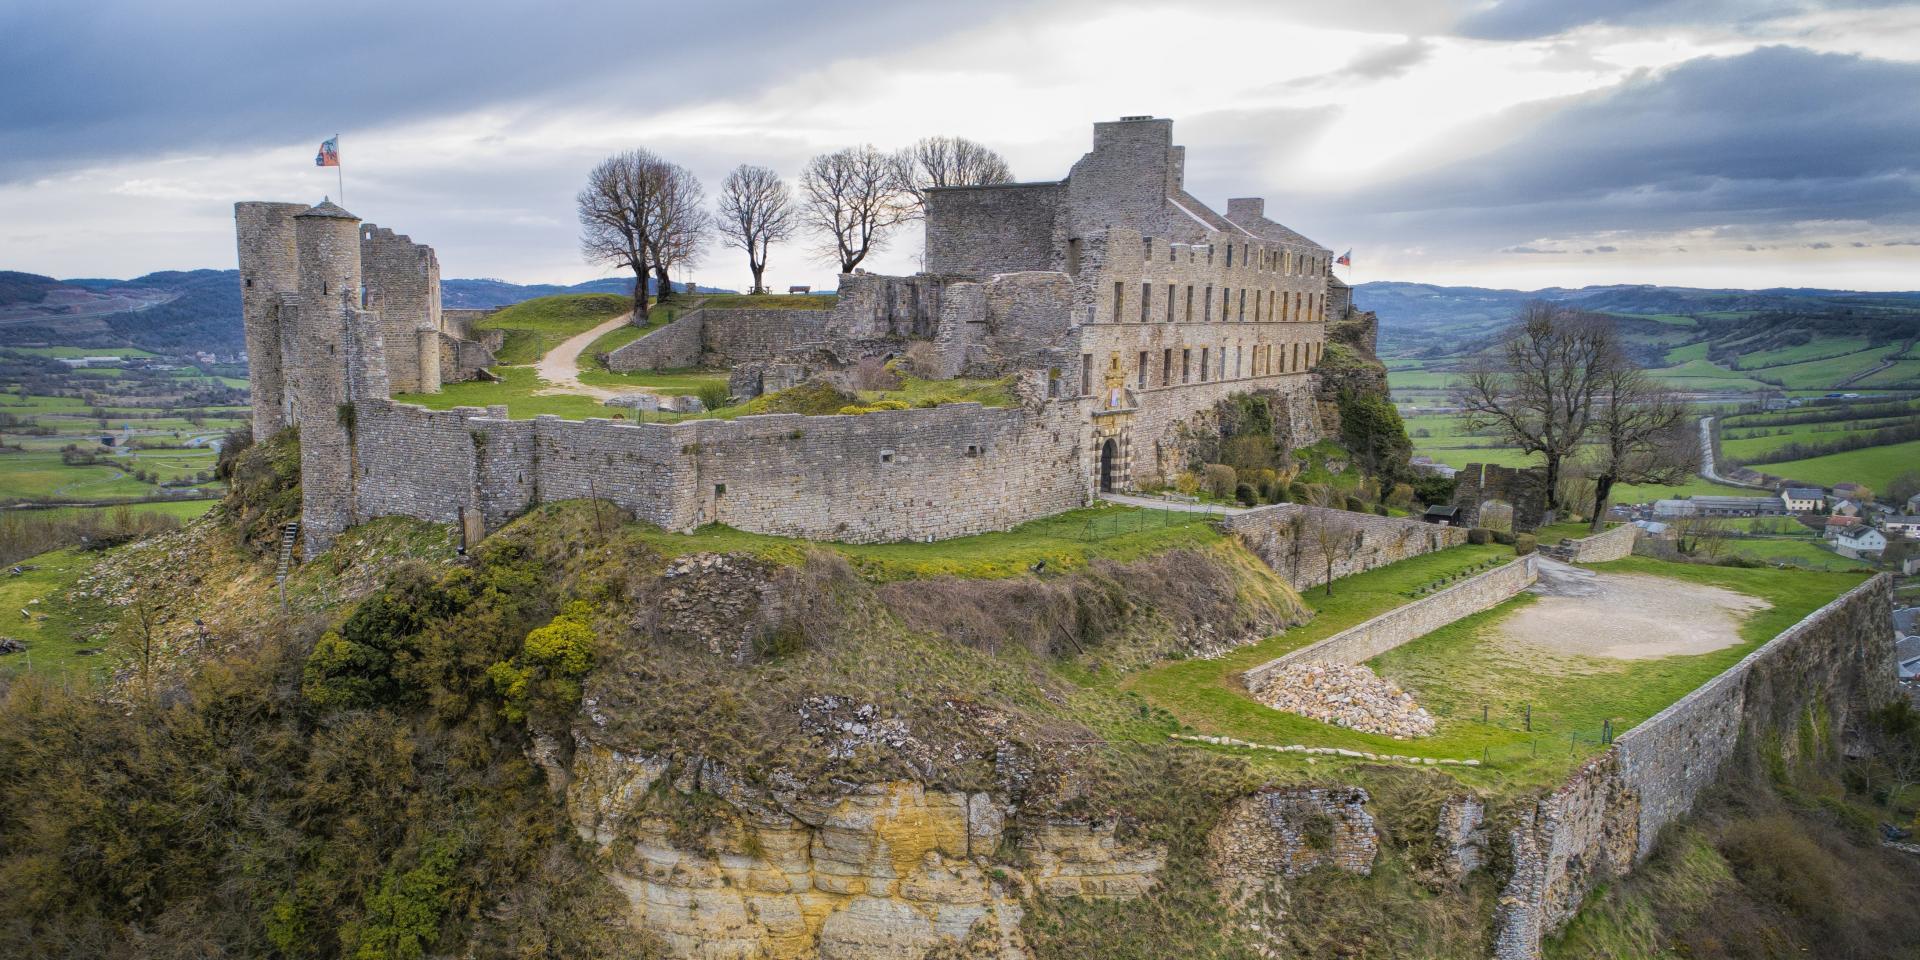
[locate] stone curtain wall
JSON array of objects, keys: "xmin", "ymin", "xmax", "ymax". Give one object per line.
[
  {"xmin": 700, "ymin": 308, "xmax": 830, "ymax": 366},
  {"xmin": 1223, "ymin": 503, "xmax": 1468, "ymax": 594},
  {"xmin": 359, "ymin": 224, "xmax": 442, "ymax": 394},
  {"xmin": 924, "ymin": 181, "xmax": 1065, "ymax": 276},
  {"xmin": 1242, "ymin": 556, "xmax": 1536, "ymax": 689},
  {"xmin": 606, "ymin": 309, "xmax": 703, "ymax": 372},
  {"xmin": 345, "ymin": 397, "xmax": 1092, "ymax": 545},
  {"xmin": 1451, "ymin": 463, "xmax": 1552, "ymax": 533},
  {"xmin": 1491, "ymin": 574, "xmax": 1897, "ymax": 959},
  {"xmin": 1562, "ymin": 523, "xmax": 1638, "ymax": 563}
]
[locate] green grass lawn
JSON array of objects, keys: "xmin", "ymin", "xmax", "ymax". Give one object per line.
[
  {"xmin": 1407, "ymin": 420, "xmax": 1752, "ymax": 502},
  {"xmin": 1123, "ymin": 549, "xmax": 1863, "ymax": 788},
  {"xmin": 629, "ymin": 501, "xmax": 1223, "ymax": 580},
  {"xmin": 0, "ymin": 451, "xmax": 152, "ymax": 500},
  {"xmin": 1719, "ymin": 536, "xmax": 1872, "ymax": 571},
  {"xmin": 1855, "ymin": 357, "xmax": 1920, "ymax": 389},
  {"xmin": 1757, "ymin": 438, "xmax": 1920, "ymax": 492},
  {"xmin": 1, "ymin": 346, "xmax": 158, "ymax": 359},
  {"xmin": 700, "ymin": 293, "xmax": 837, "ymax": 310},
  {"xmin": 576, "ymin": 367, "xmax": 727, "ymax": 396},
  {"xmin": 579, "ymin": 307, "xmax": 677, "ymax": 369},
  {"xmin": 476, "ymin": 293, "xmax": 631, "ymax": 364},
  {"xmin": 16, "ymin": 500, "xmax": 217, "ymax": 523},
  {"xmin": 394, "ymin": 366, "xmax": 618, "ymax": 420},
  {"xmin": 1750, "ymin": 344, "xmax": 1905, "ymax": 390},
  {"xmin": 855, "ymin": 375, "xmax": 1018, "ymax": 409},
  {"xmin": 0, "ymin": 547, "xmax": 113, "ymax": 679}
]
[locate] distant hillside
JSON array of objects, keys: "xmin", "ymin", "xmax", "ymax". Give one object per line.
[
  {"xmin": 0, "ymin": 269, "xmax": 738, "ymax": 355},
  {"xmin": 1361, "ymin": 282, "xmax": 1920, "ymax": 395}
]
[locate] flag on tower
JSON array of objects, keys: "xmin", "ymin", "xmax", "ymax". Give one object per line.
[
  {"xmin": 315, "ymin": 137, "xmax": 340, "ymax": 167},
  {"xmin": 1335, "ymin": 249, "xmax": 1352, "ymax": 267}
]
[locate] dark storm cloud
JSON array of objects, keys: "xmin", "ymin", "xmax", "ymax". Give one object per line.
[
  {"xmin": 1361, "ymin": 46, "xmax": 1920, "ymax": 233},
  {"xmin": 0, "ymin": 0, "xmax": 1040, "ymax": 183}
]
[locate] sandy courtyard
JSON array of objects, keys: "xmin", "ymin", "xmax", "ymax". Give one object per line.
[{"xmin": 1498, "ymin": 560, "xmax": 1770, "ymax": 660}]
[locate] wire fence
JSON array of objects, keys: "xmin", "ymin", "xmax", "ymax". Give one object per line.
[{"xmin": 1421, "ymin": 698, "xmax": 1625, "ymax": 767}]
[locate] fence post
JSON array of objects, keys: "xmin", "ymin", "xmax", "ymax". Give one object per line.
[{"xmin": 1524, "ymin": 703, "xmax": 1531, "ymax": 731}]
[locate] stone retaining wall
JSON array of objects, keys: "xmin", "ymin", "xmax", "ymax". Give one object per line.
[
  {"xmin": 339, "ymin": 395, "xmax": 1093, "ymax": 549},
  {"xmin": 1560, "ymin": 523, "xmax": 1637, "ymax": 563},
  {"xmin": 1490, "ymin": 574, "xmax": 1896, "ymax": 959},
  {"xmin": 1242, "ymin": 556, "xmax": 1537, "ymax": 689},
  {"xmin": 605, "ymin": 310, "xmax": 703, "ymax": 372},
  {"xmin": 1222, "ymin": 503, "xmax": 1468, "ymax": 592}
]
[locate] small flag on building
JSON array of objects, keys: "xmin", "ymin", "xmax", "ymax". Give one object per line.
[
  {"xmin": 315, "ymin": 137, "xmax": 340, "ymax": 167},
  {"xmin": 1335, "ymin": 249, "xmax": 1352, "ymax": 267}
]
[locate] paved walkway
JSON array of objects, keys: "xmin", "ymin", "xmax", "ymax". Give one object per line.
[
  {"xmin": 532, "ymin": 312, "xmax": 634, "ymax": 400},
  {"xmin": 1696, "ymin": 416, "xmax": 1771, "ymax": 490},
  {"xmin": 1098, "ymin": 492, "xmax": 1248, "ymax": 515}
]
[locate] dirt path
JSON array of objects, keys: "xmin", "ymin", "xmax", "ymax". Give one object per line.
[
  {"xmin": 1501, "ymin": 558, "xmax": 1768, "ymax": 660},
  {"xmin": 532, "ymin": 312, "xmax": 634, "ymax": 400}
]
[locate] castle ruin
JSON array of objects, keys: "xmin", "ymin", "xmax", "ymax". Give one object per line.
[{"xmin": 240, "ymin": 117, "xmax": 1352, "ymax": 556}]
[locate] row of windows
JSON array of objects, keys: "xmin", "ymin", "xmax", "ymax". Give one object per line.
[
  {"xmin": 1139, "ymin": 236, "xmax": 1328, "ymax": 277},
  {"xmin": 1110, "ymin": 280, "xmax": 1324, "ymax": 325},
  {"xmin": 1076, "ymin": 340, "xmax": 1324, "ymax": 395}
]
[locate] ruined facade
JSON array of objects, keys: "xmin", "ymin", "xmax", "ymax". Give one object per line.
[{"xmin": 240, "ymin": 117, "xmax": 1342, "ymax": 555}]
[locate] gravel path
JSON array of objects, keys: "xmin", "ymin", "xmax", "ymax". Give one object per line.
[
  {"xmin": 532, "ymin": 312, "xmax": 634, "ymax": 400},
  {"xmin": 1097, "ymin": 492, "xmax": 1247, "ymax": 515},
  {"xmin": 1503, "ymin": 558, "xmax": 1767, "ymax": 660}
]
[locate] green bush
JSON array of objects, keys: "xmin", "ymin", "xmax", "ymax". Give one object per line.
[
  {"xmin": 1467, "ymin": 527, "xmax": 1493, "ymax": 545},
  {"xmin": 1288, "ymin": 481, "xmax": 1310, "ymax": 503},
  {"xmin": 1515, "ymin": 533, "xmax": 1537, "ymax": 555},
  {"xmin": 1233, "ymin": 483, "xmax": 1257, "ymax": 507},
  {"xmin": 1493, "ymin": 530, "xmax": 1518, "ymax": 545},
  {"xmin": 488, "ymin": 600, "xmax": 599, "ymax": 724},
  {"xmin": 694, "ymin": 382, "xmax": 730, "ymax": 412},
  {"xmin": 1344, "ymin": 495, "xmax": 1366, "ymax": 512},
  {"xmin": 1202, "ymin": 464, "xmax": 1237, "ymax": 499}
]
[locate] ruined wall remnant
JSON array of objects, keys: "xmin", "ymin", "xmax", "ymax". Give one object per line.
[
  {"xmin": 1558, "ymin": 523, "xmax": 1638, "ymax": 563},
  {"xmin": 359, "ymin": 223, "xmax": 442, "ymax": 394},
  {"xmin": 1207, "ymin": 785, "xmax": 1379, "ymax": 901},
  {"xmin": 1451, "ymin": 463, "xmax": 1552, "ymax": 532},
  {"xmin": 1222, "ymin": 503, "xmax": 1470, "ymax": 595}
]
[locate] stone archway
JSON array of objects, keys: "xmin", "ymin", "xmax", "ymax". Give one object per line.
[{"xmin": 1099, "ymin": 438, "xmax": 1118, "ymax": 493}]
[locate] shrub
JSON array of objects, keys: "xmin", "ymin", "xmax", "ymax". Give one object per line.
[
  {"xmin": 1514, "ymin": 533, "xmax": 1537, "ymax": 555},
  {"xmin": 694, "ymin": 382, "xmax": 730, "ymax": 412},
  {"xmin": 1175, "ymin": 471, "xmax": 1202, "ymax": 496},
  {"xmin": 488, "ymin": 601, "xmax": 598, "ymax": 724},
  {"xmin": 1493, "ymin": 530, "xmax": 1517, "ymax": 545},
  {"xmin": 1287, "ymin": 481, "xmax": 1310, "ymax": 503},
  {"xmin": 1234, "ymin": 483, "xmax": 1257, "ymax": 507},
  {"xmin": 1344, "ymin": 495, "xmax": 1366, "ymax": 512},
  {"xmin": 1202, "ymin": 464, "xmax": 1237, "ymax": 499},
  {"xmin": 1467, "ymin": 527, "xmax": 1493, "ymax": 545},
  {"xmin": 1373, "ymin": 504, "xmax": 1389, "ymax": 516}
]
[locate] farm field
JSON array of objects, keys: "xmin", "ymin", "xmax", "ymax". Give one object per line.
[
  {"xmin": 1756, "ymin": 438, "xmax": 1920, "ymax": 493},
  {"xmin": 1403, "ymin": 411, "xmax": 1752, "ymax": 503}
]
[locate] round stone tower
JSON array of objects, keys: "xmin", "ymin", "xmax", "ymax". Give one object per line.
[
  {"xmin": 234, "ymin": 201, "xmax": 307, "ymax": 439},
  {"xmin": 292, "ymin": 199, "xmax": 364, "ymax": 554}
]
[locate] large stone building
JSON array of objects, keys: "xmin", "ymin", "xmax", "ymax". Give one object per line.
[{"xmin": 241, "ymin": 117, "xmax": 1342, "ymax": 556}]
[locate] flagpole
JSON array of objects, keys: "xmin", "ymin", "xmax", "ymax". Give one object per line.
[{"xmin": 335, "ymin": 134, "xmax": 344, "ymax": 208}]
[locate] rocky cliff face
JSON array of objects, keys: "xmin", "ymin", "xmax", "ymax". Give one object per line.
[
  {"xmin": 543, "ymin": 735, "xmax": 1165, "ymax": 959},
  {"xmin": 1312, "ymin": 310, "xmax": 1392, "ymax": 438}
]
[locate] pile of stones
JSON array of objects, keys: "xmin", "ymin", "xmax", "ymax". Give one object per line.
[{"xmin": 1250, "ymin": 662, "xmax": 1436, "ymax": 738}]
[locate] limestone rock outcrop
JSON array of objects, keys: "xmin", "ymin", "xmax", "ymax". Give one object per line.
[
  {"xmin": 555, "ymin": 735, "xmax": 1167, "ymax": 959},
  {"xmin": 1207, "ymin": 785, "xmax": 1379, "ymax": 900}
]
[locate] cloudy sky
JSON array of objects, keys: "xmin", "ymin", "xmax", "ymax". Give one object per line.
[{"xmin": 3, "ymin": 0, "xmax": 1918, "ymax": 293}]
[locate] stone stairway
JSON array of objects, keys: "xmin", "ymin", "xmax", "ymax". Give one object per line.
[{"xmin": 274, "ymin": 521, "xmax": 300, "ymax": 584}]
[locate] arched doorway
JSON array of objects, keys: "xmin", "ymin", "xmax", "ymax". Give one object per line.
[{"xmin": 1099, "ymin": 438, "xmax": 1117, "ymax": 493}]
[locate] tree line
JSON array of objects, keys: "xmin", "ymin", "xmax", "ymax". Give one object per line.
[
  {"xmin": 1452, "ymin": 302, "xmax": 1697, "ymax": 532},
  {"xmin": 577, "ymin": 136, "xmax": 1013, "ymax": 319}
]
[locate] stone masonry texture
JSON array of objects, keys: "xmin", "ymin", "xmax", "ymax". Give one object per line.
[{"xmin": 1223, "ymin": 503, "xmax": 1469, "ymax": 594}]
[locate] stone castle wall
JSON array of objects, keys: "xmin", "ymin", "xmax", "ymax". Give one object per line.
[
  {"xmin": 925, "ymin": 182, "xmax": 1066, "ymax": 277},
  {"xmin": 1560, "ymin": 523, "xmax": 1638, "ymax": 563},
  {"xmin": 234, "ymin": 201, "xmax": 307, "ymax": 439},
  {"xmin": 606, "ymin": 309, "xmax": 704, "ymax": 372},
  {"xmin": 359, "ymin": 224, "xmax": 441, "ymax": 394},
  {"xmin": 1222, "ymin": 503, "xmax": 1469, "ymax": 594},
  {"xmin": 346, "ymin": 397, "xmax": 1092, "ymax": 546},
  {"xmin": 1491, "ymin": 574, "xmax": 1897, "ymax": 959},
  {"xmin": 1242, "ymin": 556, "xmax": 1535, "ymax": 689}
]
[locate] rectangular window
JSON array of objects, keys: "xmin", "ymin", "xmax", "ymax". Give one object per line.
[
  {"xmin": 1143, "ymin": 237, "xmax": 1153, "ymax": 260},
  {"xmin": 1137, "ymin": 351, "xmax": 1148, "ymax": 389},
  {"xmin": 1237, "ymin": 288, "xmax": 1246, "ymax": 321},
  {"xmin": 1204, "ymin": 285, "xmax": 1213, "ymax": 321},
  {"xmin": 1067, "ymin": 238, "xmax": 1082, "ymax": 275},
  {"xmin": 1113, "ymin": 282, "xmax": 1124, "ymax": 322},
  {"xmin": 1293, "ymin": 342, "xmax": 1301, "ymax": 370},
  {"xmin": 1221, "ymin": 287, "xmax": 1229, "ymax": 321},
  {"xmin": 1185, "ymin": 285, "xmax": 1194, "ymax": 322},
  {"xmin": 1254, "ymin": 289, "xmax": 1262, "ymax": 322},
  {"xmin": 1081, "ymin": 353, "xmax": 1093, "ymax": 396},
  {"xmin": 1235, "ymin": 344, "xmax": 1242, "ymax": 378},
  {"xmin": 1226, "ymin": 245, "xmax": 1234, "ymax": 268},
  {"xmin": 1141, "ymin": 282, "xmax": 1151, "ymax": 322},
  {"xmin": 1162, "ymin": 348, "xmax": 1173, "ymax": 384},
  {"xmin": 1199, "ymin": 347, "xmax": 1209, "ymax": 382},
  {"xmin": 1182, "ymin": 348, "xmax": 1191, "ymax": 383},
  {"xmin": 1218, "ymin": 347, "xmax": 1226, "ymax": 380},
  {"xmin": 1166, "ymin": 284, "xmax": 1175, "ymax": 322}
]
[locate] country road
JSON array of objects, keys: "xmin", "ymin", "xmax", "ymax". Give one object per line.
[{"xmin": 1697, "ymin": 416, "xmax": 1770, "ymax": 490}]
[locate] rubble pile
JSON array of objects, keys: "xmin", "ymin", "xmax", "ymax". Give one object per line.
[{"xmin": 1249, "ymin": 662, "xmax": 1437, "ymax": 738}]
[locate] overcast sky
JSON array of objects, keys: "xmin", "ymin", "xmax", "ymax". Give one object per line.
[{"xmin": 3, "ymin": 0, "xmax": 1917, "ymax": 292}]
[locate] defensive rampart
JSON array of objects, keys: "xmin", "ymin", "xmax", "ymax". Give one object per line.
[
  {"xmin": 1491, "ymin": 574, "xmax": 1896, "ymax": 959},
  {"xmin": 1242, "ymin": 555, "xmax": 1537, "ymax": 688},
  {"xmin": 1557, "ymin": 523, "xmax": 1638, "ymax": 563},
  {"xmin": 341, "ymin": 396, "xmax": 1092, "ymax": 547},
  {"xmin": 1222, "ymin": 503, "xmax": 1468, "ymax": 593}
]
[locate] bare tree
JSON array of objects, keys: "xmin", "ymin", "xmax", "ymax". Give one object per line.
[
  {"xmin": 578, "ymin": 149, "xmax": 667, "ymax": 320},
  {"xmin": 1311, "ymin": 518, "xmax": 1361, "ymax": 597},
  {"xmin": 893, "ymin": 135, "xmax": 1014, "ymax": 218},
  {"xmin": 646, "ymin": 162, "xmax": 709, "ymax": 302},
  {"xmin": 716, "ymin": 165, "xmax": 796, "ymax": 295},
  {"xmin": 1585, "ymin": 354, "xmax": 1696, "ymax": 532},
  {"xmin": 799, "ymin": 145, "xmax": 911, "ymax": 274},
  {"xmin": 1452, "ymin": 302, "xmax": 1614, "ymax": 514}
]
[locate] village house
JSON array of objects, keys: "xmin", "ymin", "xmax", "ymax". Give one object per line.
[
  {"xmin": 1780, "ymin": 486, "xmax": 1826, "ymax": 513},
  {"xmin": 1833, "ymin": 526, "xmax": 1887, "ymax": 559}
]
